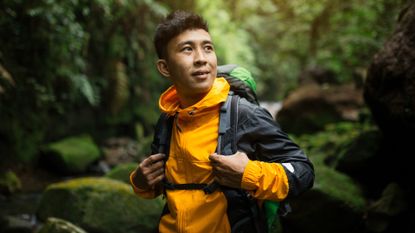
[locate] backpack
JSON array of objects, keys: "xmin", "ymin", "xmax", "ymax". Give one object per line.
[{"xmin": 153, "ymin": 64, "xmax": 281, "ymax": 233}]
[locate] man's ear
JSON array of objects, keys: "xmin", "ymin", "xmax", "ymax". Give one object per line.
[{"xmin": 156, "ymin": 59, "xmax": 170, "ymax": 78}]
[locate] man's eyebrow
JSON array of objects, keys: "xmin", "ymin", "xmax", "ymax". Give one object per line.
[{"xmin": 177, "ymin": 40, "xmax": 213, "ymax": 47}]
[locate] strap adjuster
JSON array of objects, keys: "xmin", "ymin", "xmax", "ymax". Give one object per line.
[
  {"xmin": 202, "ymin": 181, "xmax": 220, "ymax": 194},
  {"xmin": 163, "ymin": 181, "xmax": 220, "ymax": 194}
]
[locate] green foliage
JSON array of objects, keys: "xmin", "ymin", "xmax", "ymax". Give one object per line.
[
  {"xmin": 0, "ymin": 0, "xmax": 168, "ymax": 163},
  {"xmin": 195, "ymin": 0, "xmax": 255, "ymax": 69},
  {"xmin": 0, "ymin": 171, "xmax": 22, "ymax": 194},
  {"xmin": 201, "ymin": 0, "xmax": 408, "ymax": 100},
  {"xmin": 291, "ymin": 120, "xmax": 377, "ymax": 167},
  {"xmin": 0, "ymin": 0, "xmax": 408, "ymax": 164}
]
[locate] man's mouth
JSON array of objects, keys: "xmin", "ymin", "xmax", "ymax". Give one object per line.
[{"xmin": 192, "ymin": 70, "xmax": 210, "ymax": 77}]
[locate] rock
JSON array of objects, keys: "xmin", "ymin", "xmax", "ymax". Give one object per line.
[
  {"xmin": 277, "ymin": 83, "xmax": 364, "ymax": 134},
  {"xmin": 364, "ymin": 3, "xmax": 415, "ymax": 139},
  {"xmin": 40, "ymin": 135, "xmax": 101, "ymax": 174},
  {"xmin": 105, "ymin": 163, "xmax": 137, "ymax": 183},
  {"xmin": 334, "ymin": 130, "xmax": 385, "ymax": 192},
  {"xmin": 101, "ymin": 137, "xmax": 138, "ymax": 167},
  {"xmin": 366, "ymin": 183, "xmax": 408, "ymax": 233},
  {"xmin": 0, "ymin": 215, "xmax": 34, "ymax": 233},
  {"xmin": 0, "ymin": 171, "xmax": 21, "ymax": 194},
  {"xmin": 282, "ymin": 162, "xmax": 366, "ymax": 233},
  {"xmin": 37, "ymin": 217, "xmax": 87, "ymax": 233},
  {"xmin": 298, "ymin": 67, "xmax": 338, "ymax": 86},
  {"xmin": 36, "ymin": 177, "xmax": 163, "ymax": 233},
  {"xmin": 335, "ymin": 130, "xmax": 382, "ymax": 172}
]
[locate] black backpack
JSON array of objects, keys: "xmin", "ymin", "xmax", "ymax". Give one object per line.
[{"xmin": 153, "ymin": 65, "xmax": 279, "ymax": 233}]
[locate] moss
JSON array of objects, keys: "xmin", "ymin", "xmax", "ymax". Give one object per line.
[
  {"xmin": 292, "ymin": 121, "xmax": 376, "ymax": 164},
  {"xmin": 37, "ymin": 177, "xmax": 164, "ymax": 233},
  {"xmin": 47, "ymin": 177, "xmax": 132, "ymax": 194},
  {"xmin": 313, "ymin": 162, "xmax": 366, "ymax": 211},
  {"xmin": 105, "ymin": 163, "xmax": 137, "ymax": 183},
  {"xmin": 41, "ymin": 135, "xmax": 100, "ymax": 173},
  {"xmin": 37, "ymin": 217, "xmax": 87, "ymax": 233},
  {"xmin": 0, "ymin": 171, "xmax": 21, "ymax": 194}
]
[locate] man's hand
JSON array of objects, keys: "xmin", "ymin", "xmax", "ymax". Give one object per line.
[
  {"xmin": 209, "ymin": 151, "xmax": 249, "ymax": 189},
  {"xmin": 133, "ymin": 153, "xmax": 166, "ymax": 190}
]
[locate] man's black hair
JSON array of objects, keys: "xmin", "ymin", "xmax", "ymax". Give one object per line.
[{"xmin": 154, "ymin": 10, "xmax": 209, "ymax": 59}]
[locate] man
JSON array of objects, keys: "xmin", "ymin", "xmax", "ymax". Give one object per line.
[{"xmin": 130, "ymin": 10, "xmax": 314, "ymax": 233}]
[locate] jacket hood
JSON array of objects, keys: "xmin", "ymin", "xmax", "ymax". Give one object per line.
[{"xmin": 159, "ymin": 77, "xmax": 230, "ymax": 116}]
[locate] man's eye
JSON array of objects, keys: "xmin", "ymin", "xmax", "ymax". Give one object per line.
[
  {"xmin": 182, "ymin": 47, "xmax": 192, "ymax": 52},
  {"xmin": 205, "ymin": 45, "xmax": 214, "ymax": 52}
]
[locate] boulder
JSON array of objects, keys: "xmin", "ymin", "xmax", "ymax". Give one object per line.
[
  {"xmin": 40, "ymin": 135, "xmax": 100, "ymax": 174},
  {"xmin": 0, "ymin": 215, "xmax": 33, "ymax": 233},
  {"xmin": 36, "ymin": 177, "xmax": 164, "ymax": 233},
  {"xmin": 334, "ymin": 130, "xmax": 386, "ymax": 193},
  {"xmin": 105, "ymin": 163, "xmax": 137, "ymax": 184},
  {"xmin": 366, "ymin": 183, "xmax": 408, "ymax": 233},
  {"xmin": 101, "ymin": 137, "xmax": 138, "ymax": 167},
  {"xmin": 364, "ymin": 3, "xmax": 415, "ymax": 139},
  {"xmin": 277, "ymin": 83, "xmax": 364, "ymax": 134},
  {"xmin": 37, "ymin": 217, "xmax": 87, "ymax": 233},
  {"xmin": 298, "ymin": 67, "xmax": 338, "ymax": 86},
  {"xmin": 282, "ymin": 162, "xmax": 366, "ymax": 233}
]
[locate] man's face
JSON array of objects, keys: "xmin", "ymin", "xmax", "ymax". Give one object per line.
[{"xmin": 161, "ymin": 29, "xmax": 217, "ymax": 101}]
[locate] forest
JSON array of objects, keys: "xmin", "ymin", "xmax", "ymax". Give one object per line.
[{"xmin": 0, "ymin": 0, "xmax": 413, "ymax": 233}]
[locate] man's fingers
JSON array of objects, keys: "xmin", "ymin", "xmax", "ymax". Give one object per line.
[
  {"xmin": 140, "ymin": 154, "xmax": 165, "ymax": 170},
  {"xmin": 150, "ymin": 166, "xmax": 165, "ymax": 178},
  {"xmin": 148, "ymin": 173, "xmax": 165, "ymax": 186},
  {"xmin": 151, "ymin": 160, "xmax": 165, "ymax": 170},
  {"xmin": 209, "ymin": 153, "xmax": 221, "ymax": 162},
  {"xmin": 151, "ymin": 153, "xmax": 166, "ymax": 161},
  {"xmin": 142, "ymin": 153, "xmax": 166, "ymax": 166},
  {"xmin": 144, "ymin": 167, "xmax": 165, "ymax": 184}
]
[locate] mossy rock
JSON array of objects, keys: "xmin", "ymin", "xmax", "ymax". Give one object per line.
[
  {"xmin": 282, "ymin": 160, "xmax": 366, "ymax": 233},
  {"xmin": 40, "ymin": 135, "xmax": 101, "ymax": 174},
  {"xmin": 36, "ymin": 177, "xmax": 164, "ymax": 233},
  {"xmin": 105, "ymin": 163, "xmax": 137, "ymax": 183},
  {"xmin": 37, "ymin": 217, "xmax": 87, "ymax": 233},
  {"xmin": 0, "ymin": 171, "xmax": 21, "ymax": 194},
  {"xmin": 313, "ymin": 164, "xmax": 366, "ymax": 211}
]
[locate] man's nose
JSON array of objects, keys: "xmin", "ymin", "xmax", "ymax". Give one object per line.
[{"xmin": 194, "ymin": 48, "xmax": 207, "ymax": 65}]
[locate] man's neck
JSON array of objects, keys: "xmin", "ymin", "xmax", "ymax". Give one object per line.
[{"xmin": 178, "ymin": 92, "xmax": 208, "ymax": 109}]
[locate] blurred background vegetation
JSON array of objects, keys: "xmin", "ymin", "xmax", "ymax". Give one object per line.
[{"xmin": 0, "ymin": 0, "xmax": 409, "ymax": 164}]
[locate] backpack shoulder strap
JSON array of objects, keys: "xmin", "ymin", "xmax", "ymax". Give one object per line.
[
  {"xmin": 217, "ymin": 95, "xmax": 269, "ymax": 233},
  {"xmin": 217, "ymin": 92, "xmax": 239, "ymax": 155},
  {"xmin": 152, "ymin": 113, "xmax": 174, "ymax": 157}
]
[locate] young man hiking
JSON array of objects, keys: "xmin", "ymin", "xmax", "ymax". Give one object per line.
[{"xmin": 130, "ymin": 10, "xmax": 314, "ymax": 233}]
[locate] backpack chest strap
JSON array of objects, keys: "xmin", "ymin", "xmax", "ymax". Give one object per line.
[{"xmin": 163, "ymin": 180, "xmax": 220, "ymax": 194}]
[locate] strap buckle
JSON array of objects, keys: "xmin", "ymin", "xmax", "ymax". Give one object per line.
[{"xmin": 202, "ymin": 182, "xmax": 220, "ymax": 194}]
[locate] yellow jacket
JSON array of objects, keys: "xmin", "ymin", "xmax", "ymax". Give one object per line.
[{"xmin": 130, "ymin": 78, "xmax": 289, "ymax": 233}]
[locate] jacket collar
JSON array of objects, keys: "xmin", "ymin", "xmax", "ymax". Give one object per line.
[{"xmin": 159, "ymin": 77, "xmax": 230, "ymax": 116}]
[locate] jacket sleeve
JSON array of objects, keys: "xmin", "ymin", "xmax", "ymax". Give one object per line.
[{"xmin": 237, "ymin": 100, "xmax": 314, "ymax": 200}]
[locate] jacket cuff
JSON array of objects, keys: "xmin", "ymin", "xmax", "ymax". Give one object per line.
[{"xmin": 241, "ymin": 160, "xmax": 261, "ymax": 190}]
